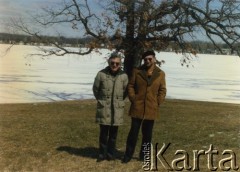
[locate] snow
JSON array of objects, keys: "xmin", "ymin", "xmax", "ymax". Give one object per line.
[{"xmin": 0, "ymin": 44, "xmax": 240, "ymax": 104}]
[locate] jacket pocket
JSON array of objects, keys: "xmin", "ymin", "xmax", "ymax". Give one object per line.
[
  {"xmin": 117, "ymin": 100, "xmax": 125, "ymax": 108},
  {"xmin": 97, "ymin": 100, "xmax": 106, "ymax": 108},
  {"xmin": 129, "ymin": 95, "xmax": 135, "ymax": 103},
  {"xmin": 97, "ymin": 100, "xmax": 107, "ymax": 118}
]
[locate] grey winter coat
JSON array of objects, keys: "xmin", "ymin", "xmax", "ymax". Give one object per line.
[{"xmin": 93, "ymin": 67, "xmax": 128, "ymax": 126}]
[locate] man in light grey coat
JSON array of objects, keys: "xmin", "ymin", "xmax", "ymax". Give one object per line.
[{"xmin": 93, "ymin": 52, "xmax": 128, "ymax": 162}]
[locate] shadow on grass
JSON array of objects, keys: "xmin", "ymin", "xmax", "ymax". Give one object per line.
[
  {"xmin": 56, "ymin": 146, "xmax": 98, "ymax": 159},
  {"xmin": 56, "ymin": 146, "xmax": 124, "ymax": 160}
]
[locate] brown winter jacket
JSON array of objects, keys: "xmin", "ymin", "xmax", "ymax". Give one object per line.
[{"xmin": 128, "ymin": 65, "xmax": 166, "ymax": 120}]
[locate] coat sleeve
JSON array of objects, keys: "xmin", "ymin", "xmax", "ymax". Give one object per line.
[
  {"xmin": 92, "ymin": 72, "xmax": 101, "ymax": 100},
  {"xmin": 123, "ymin": 74, "xmax": 129, "ymax": 100},
  {"xmin": 127, "ymin": 69, "xmax": 137, "ymax": 102},
  {"xmin": 158, "ymin": 71, "xmax": 167, "ymax": 105}
]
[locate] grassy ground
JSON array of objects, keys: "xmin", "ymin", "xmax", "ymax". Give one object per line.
[{"xmin": 0, "ymin": 99, "xmax": 239, "ymax": 172}]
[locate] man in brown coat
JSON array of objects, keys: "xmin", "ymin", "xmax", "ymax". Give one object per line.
[{"xmin": 122, "ymin": 50, "xmax": 166, "ymax": 163}]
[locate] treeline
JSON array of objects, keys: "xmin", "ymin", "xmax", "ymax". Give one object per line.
[
  {"xmin": 0, "ymin": 32, "xmax": 238, "ymax": 55},
  {"xmin": 185, "ymin": 41, "xmax": 238, "ymax": 54},
  {"xmin": 0, "ymin": 33, "xmax": 91, "ymax": 47}
]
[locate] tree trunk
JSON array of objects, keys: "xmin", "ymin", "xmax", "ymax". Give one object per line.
[
  {"xmin": 123, "ymin": 0, "xmax": 144, "ymax": 77},
  {"xmin": 124, "ymin": 42, "xmax": 144, "ymax": 77}
]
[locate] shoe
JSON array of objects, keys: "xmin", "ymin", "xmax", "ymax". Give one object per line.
[
  {"xmin": 96, "ymin": 154, "xmax": 105, "ymax": 162},
  {"xmin": 121, "ymin": 155, "xmax": 131, "ymax": 163}
]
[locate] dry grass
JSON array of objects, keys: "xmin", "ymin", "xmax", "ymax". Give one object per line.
[{"xmin": 0, "ymin": 99, "xmax": 239, "ymax": 171}]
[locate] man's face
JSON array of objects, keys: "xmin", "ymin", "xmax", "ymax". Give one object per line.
[
  {"xmin": 109, "ymin": 57, "xmax": 121, "ymax": 73},
  {"xmin": 143, "ymin": 55, "xmax": 155, "ymax": 68}
]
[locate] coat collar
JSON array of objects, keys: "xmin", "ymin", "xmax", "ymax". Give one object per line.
[
  {"xmin": 103, "ymin": 66, "xmax": 124, "ymax": 77},
  {"xmin": 138, "ymin": 65, "xmax": 161, "ymax": 86}
]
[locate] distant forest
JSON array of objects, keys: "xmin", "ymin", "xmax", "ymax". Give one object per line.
[
  {"xmin": 0, "ymin": 33, "xmax": 90, "ymax": 47},
  {"xmin": 0, "ymin": 32, "xmax": 238, "ymax": 55}
]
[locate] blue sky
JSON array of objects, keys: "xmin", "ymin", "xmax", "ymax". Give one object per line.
[
  {"xmin": 0, "ymin": 0, "xmax": 230, "ymax": 42},
  {"xmin": 0, "ymin": 0, "xmax": 59, "ymax": 20},
  {"xmin": 0, "ymin": 0, "xmax": 58, "ymax": 33},
  {"xmin": 0, "ymin": 0, "xmax": 82, "ymax": 36},
  {"xmin": 0, "ymin": 0, "xmax": 104, "ymax": 37}
]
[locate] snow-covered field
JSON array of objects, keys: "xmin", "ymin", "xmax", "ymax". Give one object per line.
[{"xmin": 0, "ymin": 44, "xmax": 240, "ymax": 104}]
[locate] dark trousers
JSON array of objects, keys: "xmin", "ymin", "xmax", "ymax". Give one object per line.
[
  {"xmin": 99, "ymin": 124, "xmax": 118, "ymax": 157},
  {"xmin": 124, "ymin": 117, "xmax": 154, "ymax": 159}
]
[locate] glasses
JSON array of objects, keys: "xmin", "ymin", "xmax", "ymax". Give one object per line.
[
  {"xmin": 144, "ymin": 58, "xmax": 153, "ymax": 62},
  {"xmin": 110, "ymin": 61, "xmax": 120, "ymax": 66}
]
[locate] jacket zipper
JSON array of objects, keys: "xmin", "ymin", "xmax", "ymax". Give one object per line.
[{"xmin": 111, "ymin": 74, "xmax": 118, "ymax": 125}]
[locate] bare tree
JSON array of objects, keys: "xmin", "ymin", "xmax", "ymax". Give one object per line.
[{"xmin": 11, "ymin": 0, "xmax": 240, "ymax": 76}]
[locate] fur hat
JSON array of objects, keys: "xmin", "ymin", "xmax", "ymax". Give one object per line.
[{"xmin": 142, "ymin": 50, "xmax": 155, "ymax": 59}]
